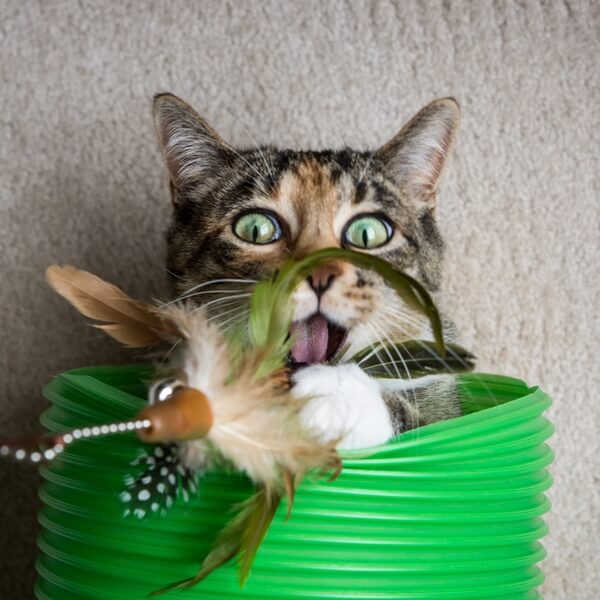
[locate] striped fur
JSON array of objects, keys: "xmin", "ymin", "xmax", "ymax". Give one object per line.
[{"xmin": 154, "ymin": 93, "xmax": 463, "ymax": 436}]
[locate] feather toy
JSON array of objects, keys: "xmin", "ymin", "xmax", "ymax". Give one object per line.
[{"xmin": 0, "ymin": 248, "xmax": 474, "ymax": 593}]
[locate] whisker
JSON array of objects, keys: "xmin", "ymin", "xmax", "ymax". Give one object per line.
[
  {"xmin": 384, "ymin": 306, "xmax": 469, "ymax": 374},
  {"xmin": 383, "ymin": 307, "xmax": 499, "ymax": 409},
  {"xmin": 162, "ymin": 266, "xmax": 185, "ymax": 281},
  {"xmin": 178, "ymin": 288, "xmax": 251, "ymax": 305},
  {"xmin": 221, "ymin": 313, "xmax": 250, "ymax": 335},
  {"xmin": 372, "ymin": 320, "xmax": 418, "ymax": 404},
  {"xmin": 191, "ymin": 293, "xmax": 251, "ymax": 313},
  {"xmin": 382, "ymin": 305, "xmax": 429, "ymax": 331},
  {"xmin": 224, "ymin": 143, "xmax": 270, "ymax": 193},
  {"xmin": 206, "ymin": 303, "xmax": 250, "ymax": 327},
  {"xmin": 365, "ymin": 323, "xmax": 397, "ymax": 380},
  {"xmin": 159, "ymin": 338, "xmax": 183, "ymax": 369},
  {"xmin": 175, "ymin": 277, "xmax": 256, "ymax": 295},
  {"xmin": 383, "ymin": 308, "xmax": 457, "ymax": 374},
  {"xmin": 355, "ymin": 342, "xmax": 385, "ymax": 366},
  {"xmin": 378, "ymin": 320, "xmax": 420, "ymax": 407},
  {"xmin": 371, "ymin": 321, "xmax": 405, "ymax": 381},
  {"xmin": 160, "ymin": 279, "xmax": 256, "ymax": 307},
  {"xmin": 370, "ymin": 316, "xmax": 430, "ymax": 445}
]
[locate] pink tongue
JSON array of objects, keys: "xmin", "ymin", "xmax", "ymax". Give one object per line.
[{"xmin": 290, "ymin": 314, "xmax": 329, "ymax": 364}]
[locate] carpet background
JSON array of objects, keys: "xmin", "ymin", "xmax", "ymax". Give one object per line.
[{"xmin": 0, "ymin": 1, "xmax": 598, "ymax": 598}]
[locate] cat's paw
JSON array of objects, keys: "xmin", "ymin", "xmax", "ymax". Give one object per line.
[{"xmin": 291, "ymin": 363, "xmax": 394, "ymax": 450}]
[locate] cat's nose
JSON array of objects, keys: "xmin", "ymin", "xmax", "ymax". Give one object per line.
[{"xmin": 307, "ymin": 264, "xmax": 341, "ymax": 299}]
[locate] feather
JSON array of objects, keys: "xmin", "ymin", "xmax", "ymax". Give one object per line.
[
  {"xmin": 282, "ymin": 469, "xmax": 295, "ymax": 520},
  {"xmin": 352, "ymin": 340, "xmax": 476, "ymax": 379},
  {"xmin": 149, "ymin": 488, "xmax": 280, "ymax": 596},
  {"xmin": 278, "ymin": 248, "xmax": 446, "ymax": 355},
  {"xmin": 121, "ymin": 443, "xmax": 200, "ymax": 520},
  {"xmin": 206, "ymin": 354, "xmax": 340, "ymax": 487},
  {"xmin": 95, "ymin": 323, "xmax": 163, "ymax": 348},
  {"xmin": 38, "ymin": 250, "xmax": 455, "ymax": 593},
  {"xmin": 239, "ymin": 248, "xmax": 448, "ymax": 372},
  {"xmin": 46, "ymin": 265, "xmax": 180, "ymax": 347},
  {"xmin": 165, "ymin": 306, "xmax": 340, "ymax": 487},
  {"xmin": 238, "ymin": 488, "xmax": 280, "ymax": 586}
]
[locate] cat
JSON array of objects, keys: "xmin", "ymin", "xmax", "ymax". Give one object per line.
[{"xmin": 152, "ymin": 92, "xmax": 463, "ymax": 450}]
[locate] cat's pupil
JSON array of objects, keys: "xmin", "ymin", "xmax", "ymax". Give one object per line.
[
  {"xmin": 232, "ymin": 212, "xmax": 281, "ymax": 245},
  {"xmin": 344, "ymin": 215, "xmax": 392, "ymax": 250}
]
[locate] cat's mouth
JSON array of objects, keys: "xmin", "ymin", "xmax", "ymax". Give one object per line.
[{"xmin": 289, "ymin": 313, "xmax": 347, "ymax": 367}]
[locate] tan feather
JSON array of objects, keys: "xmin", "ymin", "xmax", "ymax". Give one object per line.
[
  {"xmin": 169, "ymin": 309, "xmax": 340, "ymax": 487},
  {"xmin": 200, "ymin": 350, "xmax": 340, "ymax": 487},
  {"xmin": 46, "ymin": 265, "xmax": 180, "ymax": 348},
  {"xmin": 95, "ymin": 323, "xmax": 166, "ymax": 348}
]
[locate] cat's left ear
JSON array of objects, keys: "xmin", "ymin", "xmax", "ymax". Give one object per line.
[
  {"xmin": 376, "ymin": 98, "xmax": 459, "ymax": 210},
  {"xmin": 153, "ymin": 93, "xmax": 233, "ymax": 191}
]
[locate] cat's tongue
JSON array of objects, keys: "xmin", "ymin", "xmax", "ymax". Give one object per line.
[{"xmin": 290, "ymin": 313, "xmax": 329, "ymax": 364}]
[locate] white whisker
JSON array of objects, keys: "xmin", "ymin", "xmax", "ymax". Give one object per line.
[
  {"xmin": 163, "ymin": 266, "xmax": 185, "ymax": 281},
  {"xmin": 207, "ymin": 303, "xmax": 250, "ymax": 326},
  {"xmin": 176, "ymin": 288, "xmax": 251, "ymax": 304},
  {"xmin": 221, "ymin": 314, "xmax": 250, "ymax": 335},
  {"xmin": 382, "ymin": 307, "xmax": 499, "ymax": 409},
  {"xmin": 380, "ymin": 321, "xmax": 420, "ymax": 406},
  {"xmin": 355, "ymin": 341, "xmax": 385, "ymax": 366},
  {"xmin": 191, "ymin": 293, "xmax": 251, "ymax": 313},
  {"xmin": 228, "ymin": 146, "xmax": 270, "ymax": 192},
  {"xmin": 160, "ymin": 278, "xmax": 256, "ymax": 307},
  {"xmin": 159, "ymin": 338, "xmax": 183, "ymax": 369},
  {"xmin": 366, "ymin": 322, "xmax": 399, "ymax": 380}
]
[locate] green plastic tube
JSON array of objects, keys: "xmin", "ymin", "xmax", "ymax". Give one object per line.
[{"xmin": 35, "ymin": 365, "xmax": 553, "ymax": 599}]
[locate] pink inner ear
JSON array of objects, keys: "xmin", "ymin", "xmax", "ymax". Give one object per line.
[
  {"xmin": 378, "ymin": 100, "xmax": 458, "ymax": 200},
  {"xmin": 423, "ymin": 130, "xmax": 451, "ymax": 194}
]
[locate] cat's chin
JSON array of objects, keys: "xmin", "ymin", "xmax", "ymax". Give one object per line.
[{"xmin": 288, "ymin": 313, "xmax": 347, "ymax": 368}]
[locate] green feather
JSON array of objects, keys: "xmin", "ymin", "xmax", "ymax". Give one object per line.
[
  {"xmin": 237, "ymin": 247, "xmax": 447, "ymax": 379},
  {"xmin": 160, "ymin": 249, "xmax": 455, "ymax": 593},
  {"xmin": 149, "ymin": 488, "xmax": 279, "ymax": 596},
  {"xmin": 352, "ymin": 340, "xmax": 476, "ymax": 379}
]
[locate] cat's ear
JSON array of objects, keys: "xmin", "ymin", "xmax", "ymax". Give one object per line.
[
  {"xmin": 153, "ymin": 93, "xmax": 233, "ymax": 190},
  {"xmin": 376, "ymin": 98, "xmax": 459, "ymax": 209}
]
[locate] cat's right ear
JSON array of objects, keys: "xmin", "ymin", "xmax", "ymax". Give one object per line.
[
  {"xmin": 376, "ymin": 98, "xmax": 459, "ymax": 210},
  {"xmin": 153, "ymin": 93, "xmax": 232, "ymax": 192}
]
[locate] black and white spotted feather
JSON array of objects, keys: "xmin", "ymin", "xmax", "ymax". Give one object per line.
[{"xmin": 120, "ymin": 443, "xmax": 200, "ymax": 519}]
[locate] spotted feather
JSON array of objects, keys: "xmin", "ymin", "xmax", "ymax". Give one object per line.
[{"xmin": 121, "ymin": 443, "xmax": 200, "ymax": 519}]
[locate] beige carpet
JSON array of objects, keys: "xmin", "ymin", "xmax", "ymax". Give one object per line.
[{"xmin": 1, "ymin": 1, "xmax": 598, "ymax": 598}]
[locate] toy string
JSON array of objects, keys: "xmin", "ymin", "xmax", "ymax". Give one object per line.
[{"xmin": 0, "ymin": 418, "xmax": 151, "ymax": 464}]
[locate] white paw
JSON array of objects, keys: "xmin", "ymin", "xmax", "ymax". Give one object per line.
[{"xmin": 291, "ymin": 363, "xmax": 394, "ymax": 450}]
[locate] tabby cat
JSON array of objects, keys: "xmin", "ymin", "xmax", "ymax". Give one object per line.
[{"xmin": 153, "ymin": 93, "xmax": 463, "ymax": 449}]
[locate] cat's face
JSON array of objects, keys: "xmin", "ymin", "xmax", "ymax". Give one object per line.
[{"xmin": 154, "ymin": 94, "xmax": 459, "ymax": 365}]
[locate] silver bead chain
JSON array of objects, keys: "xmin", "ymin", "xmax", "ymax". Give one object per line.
[{"xmin": 0, "ymin": 418, "xmax": 152, "ymax": 464}]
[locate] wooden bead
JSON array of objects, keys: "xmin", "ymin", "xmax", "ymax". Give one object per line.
[{"xmin": 137, "ymin": 388, "xmax": 213, "ymax": 443}]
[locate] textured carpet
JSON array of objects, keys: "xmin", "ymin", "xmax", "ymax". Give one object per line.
[{"xmin": 0, "ymin": 1, "xmax": 598, "ymax": 598}]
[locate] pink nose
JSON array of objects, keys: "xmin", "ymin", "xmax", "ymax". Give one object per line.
[{"xmin": 307, "ymin": 264, "xmax": 342, "ymax": 299}]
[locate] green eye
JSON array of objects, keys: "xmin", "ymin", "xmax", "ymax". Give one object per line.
[
  {"xmin": 343, "ymin": 215, "xmax": 393, "ymax": 249},
  {"xmin": 233, "ymin": 212, "xmax": 282, "ymax": 245}
]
